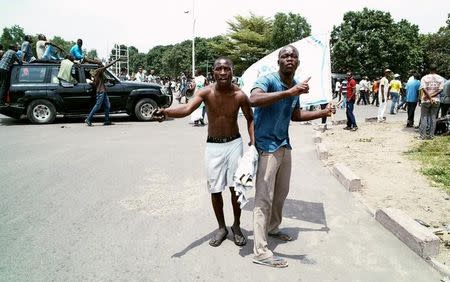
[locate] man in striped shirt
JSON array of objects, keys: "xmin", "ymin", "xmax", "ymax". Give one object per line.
[{"xmin": 0, "ymin": 45, "xmax": 22, "ymax": 105}]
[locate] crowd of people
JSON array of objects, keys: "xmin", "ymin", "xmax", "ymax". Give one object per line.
[
  {"xmin": 1, "ymin": 33, "xmax": 449, "ymax": 269},
  {"xmin": 332, "ymin": 67, "xmax": 449, "ymax": 139}
]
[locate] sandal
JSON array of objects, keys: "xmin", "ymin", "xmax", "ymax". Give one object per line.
[
  {"xmin": 231, "ymin": 226, "xmax": 247, "ymax": 246},
  {"xmin": 268, "ymin": 231, "xmax": 292, "ymax": 241},
  {"xmin": 253, "ymin": 256, "xmax": 288, "ymax": 268},
  {"xmin": 209, "ymin": 229, "xmax": 228, "ymax": 247}
]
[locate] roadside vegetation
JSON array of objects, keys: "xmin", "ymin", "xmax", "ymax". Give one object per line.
[{"xmin": 406, "ymin": 135, "xmax": 450, "ymax": 194}]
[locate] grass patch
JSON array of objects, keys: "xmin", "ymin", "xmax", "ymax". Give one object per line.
[{"xmin": 405, "ymin": 135, "xmax": 450, "ymax": 195}]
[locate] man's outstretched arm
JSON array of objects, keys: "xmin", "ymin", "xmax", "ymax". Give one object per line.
[
  {"xmin": 291, "ymin": 103, "xmax": 335, "ymax": 122},
  {"xmin": 154, "ymin": 88, "xmax": 206, "ymax": 120}
]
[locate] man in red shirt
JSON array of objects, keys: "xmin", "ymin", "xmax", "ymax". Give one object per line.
[{"xmin": 344, "ymin": 71, "xmax": 358, "ymax": 131}]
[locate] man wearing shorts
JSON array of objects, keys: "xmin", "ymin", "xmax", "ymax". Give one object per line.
[{"xmin": 153, "ymin": 57, "xmax": 254, "ymax": 247}]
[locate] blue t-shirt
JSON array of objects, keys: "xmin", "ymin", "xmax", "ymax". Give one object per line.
[
  {"xmin": 405, "ymin": 79, "xmax": 420, "ymax": 102},
  {"xmin": 252, "ymin": 72, "xmax": 300, "ymax": 153},
  {"xmin": 70, "ymin": 44, "xmax": 84, "ymax": 60}
]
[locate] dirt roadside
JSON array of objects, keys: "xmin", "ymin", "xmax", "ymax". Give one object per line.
[{"xmin": 319, "ymin": 119, "xmax": 450, "ymax": 267}]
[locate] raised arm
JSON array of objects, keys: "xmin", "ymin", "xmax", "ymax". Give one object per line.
[{"xmin": 249, "ymin": 77, "xmax": 310, "ymax": 107}]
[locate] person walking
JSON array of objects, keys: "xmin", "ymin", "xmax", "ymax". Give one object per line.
[
  {"xmin": 371, "ymin": 77, "xmax": 380, "ymax": 106},
  {"xmin": 344, "ymin": 72, "xmax": 358, "ymax": 130},
  {"xmin": 405, "ymin": 73, "xmax": 421, "ymax": 127},
  {"xmin": 84, "ymin": 58, "xmax": 123, "ymax": 126},
  {"xmin": 249, "ymin": 45, "xmax": 335, "ymax": 268},
  {"xmin": 389, "ymin": 74, "xmax": 402, "ymax": 114},
  {"xmin": 357, "ymin": 76, "xmax": 369, "ymax": 105},
  {"xmin": 377, "ymin": 69, "xmax": 391, "ymax": 122}
]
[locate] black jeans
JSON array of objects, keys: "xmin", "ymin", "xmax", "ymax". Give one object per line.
[
  {"xmin": 357, "ymin": 90, "xmax": 368, "ymax": 105},
  {"xmin": 371, "ymin": 92, "xmax": 379, "ymax": 106},
  {"xmin": 406, "ymin": 101, "xmax": 417, "ymax": 126}
]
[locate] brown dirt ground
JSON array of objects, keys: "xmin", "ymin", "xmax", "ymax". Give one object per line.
[{"xmin": 320, "ymin": 120, "xmax": 450, "ymax": 267}]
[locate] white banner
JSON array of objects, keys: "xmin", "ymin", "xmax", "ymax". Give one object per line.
[{"xmin": 241, "ymin": 34, "xmax": 332, "ymax": 107}]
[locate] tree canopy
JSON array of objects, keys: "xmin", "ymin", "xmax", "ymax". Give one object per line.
[
  {"xmin": 330, "ymin": 8, "xmax": 423, "ymax": 79},
  {"xmin": 1, "ymin": 10, "xmax": 448, "ymax": 80}
]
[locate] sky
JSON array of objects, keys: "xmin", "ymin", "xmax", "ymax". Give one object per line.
[{"xmin": 1, "ymin": 0, "xmax": 449, "ymax": 59}]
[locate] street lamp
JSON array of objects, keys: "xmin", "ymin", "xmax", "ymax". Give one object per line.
[{"xmin": 185, "ymin": 0, "xmax": 195, "ymax": 77}]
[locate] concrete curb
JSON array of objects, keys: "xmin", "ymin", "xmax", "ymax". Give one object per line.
[
  {"xmin": 375, "ymin": 208, "xmax": 441, "ymax": 258},
  {"xmin": 427, "ymin": 257, "xmax": 450, "ymax": 279},
  {"xmin": 315, "ymin": 143, "xmax": 328, "ymax": 160},
  {"xmin": 331, "ymin": 163, "xmax": 361, "ymax": 192},
  {"xmin": 316, "ymin": 130, "xmax": 448, "ymax": 276}
]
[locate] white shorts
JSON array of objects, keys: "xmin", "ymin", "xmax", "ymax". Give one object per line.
[{"xmin": 205, "ymin": 137, "xmax": 243, "ymax": 193}]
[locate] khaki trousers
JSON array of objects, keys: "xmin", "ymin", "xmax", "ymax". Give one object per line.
[{"xmin": 253, "ymin": 147, "xmax": 291, "ymax": 260}]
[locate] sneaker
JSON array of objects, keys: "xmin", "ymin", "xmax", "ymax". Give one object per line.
[
  {"xmin": 343, "ymin": 126, "xmax": 351, "ymax": 130},
  {"xmin": 85, "ymin": 119, "xmax": 92, "ymax": 126},
  {"xmin": 103, "ymin": 121, "xmax": 113, "ymax": 126},
  {"xmin": 351, "ymin": 126, "xmax": 358, "ymax": 131}
]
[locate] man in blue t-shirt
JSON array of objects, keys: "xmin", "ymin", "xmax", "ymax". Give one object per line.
[
  {"xmin": 70, "ymin": 39, "xmax": 85, "ymax": 61},
  {"xmin": 249, "ymin": 45, "xmax": 334, "ymax": 268},
  {"xmin": 405, "ymin": 73, "xmax": 421, "ymax": 127},
  {"xmin": 69, "ymin": 39, "xmax": 99, "ymax": 64}
]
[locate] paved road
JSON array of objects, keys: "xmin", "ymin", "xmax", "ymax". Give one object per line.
[{"xmin": 0, "ymin": 109, "xmax": 441, "ymax": 281}]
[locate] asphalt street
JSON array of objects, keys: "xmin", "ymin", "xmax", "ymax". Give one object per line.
[{"xmin": 0, "ymin": 105, "xmax": 441, "ymax": 281}]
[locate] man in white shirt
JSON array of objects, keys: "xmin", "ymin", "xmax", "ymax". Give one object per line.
[
  {"xmin": 377, "ymin": 69, "xmax": 391, "ymax": 122},
  {"xmin": 134, "ymin": 67, "xmax": 145, "ymax": 82},
  {"xmin": 357, "ymin": 76, "xmax": 369, "ymax": 105}
]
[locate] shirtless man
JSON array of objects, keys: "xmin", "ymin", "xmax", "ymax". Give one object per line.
[
  {"xmin": 153, "ymin": 57, "xmax": 255, "ymax": 247},
  {"xmin": 85, "ymin": 58, "xmax": 123, "ymax": 126}
]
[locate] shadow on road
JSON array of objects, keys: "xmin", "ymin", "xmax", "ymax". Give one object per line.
[
  {"xmin": 172, "ymin": 198, "xmax": 329, "ymax": 261},
  {"xmin": 171, "ymin": 228, "xmax": 251, "ymax": 258},
  {"xmin": 242, "ymin": 197, "xmax": 329, "ymax": 227}
]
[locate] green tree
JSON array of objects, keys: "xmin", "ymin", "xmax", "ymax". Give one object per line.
[
  {"xmin": 147, "ymin": 45, "xmax": 172, "ymax": 75},
  {"xmin": 270, "ymin": 12, "xmax": 311, "ymax": 49},
  {"xmin": 128, "ymin": 46, "xmax": 147, "ymax": 74},
  {"xmin": 86, "ymin": 49, "xmax": 98, "ymax": 59},
  {"xmin": 209, "ymin": 13, "xmax": 273, "ymax": 75},
  {"xmin": 330, "ymin": 8, "xmax": 422, "ymax": 79},
  {"xmin": 0, "ymin": 25, "xmax": 25, "ymax": 48},
  {"xmin": 50, "ymin": 36, "xmax": 74, "ymax": 56},
  {"xmin": 421, "ymin": 14, "xmax": 450, "ymax": 78}
]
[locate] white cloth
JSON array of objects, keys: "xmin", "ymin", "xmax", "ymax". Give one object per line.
[
  {"xmin": 233, "ymin": 145, "xmax": 259, "ymax": 208},
  {"xmin": 57, "ymin": 59, "xmax": 77, "ymax": 84},
  {"xmin": 190, "ymin": 107, "xmax": 204, "ymax": 122},
  {"xmin": 205, "ymin": 138, "xmax": 243, "ymax": 193}
]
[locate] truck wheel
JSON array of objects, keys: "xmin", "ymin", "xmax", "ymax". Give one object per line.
[
  {"xmin": 27, "ymin": 99, "xmax": 56, "ymax": 124},
  {"xmin": 135, "ymin": 98, "xmax": 157, "ymax": 121}
]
